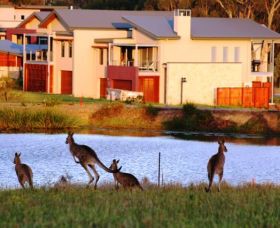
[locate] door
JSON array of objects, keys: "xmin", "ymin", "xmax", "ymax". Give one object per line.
[
  {"xmin": 113, "ymin": 79, "xmax": 132, "ymax": 91},
  {"xmin": 61, "ymin": 71, "xmax": 72, "ymax": 94},
  {"xmin": 139, "ymin": 76, "xmax": 159, "ymax": 103}
]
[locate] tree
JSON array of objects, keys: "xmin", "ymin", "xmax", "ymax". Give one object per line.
[{"xmin": 215, "ymin": 0, "xmax": 255, "ymax": 18}]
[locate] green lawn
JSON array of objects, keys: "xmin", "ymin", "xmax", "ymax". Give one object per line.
[
  {"xmin": 0, "ymin": 184, "xmax": 279, "ymax": 227},
  {"xmin": 0, "ymin": 90, "xmax": 102, "ymax": 104}
]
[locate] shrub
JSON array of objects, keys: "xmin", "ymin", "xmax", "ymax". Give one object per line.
[
  {"xmin": 145, "ymin": 104, "xmax": 159, "ymax": 117},
  {"xmin": 0, "ymin": 76, "xmax": 16, "ymax": 101}
]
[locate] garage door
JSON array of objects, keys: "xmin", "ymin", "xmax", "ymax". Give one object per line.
[
  {"xmin": 61, "ymin": 71, "xmax": 72, "ymax": 94},
  {"xmin": 26, "ymin": 64, "xmax": 47, "ymax": 92},
  {"xmin": 113, "ymin": 79, "xmax": 132, "ymax": 91},
  {"xmin": 139, "ymin": 77, "xmax": 159, "ymax": 103}
]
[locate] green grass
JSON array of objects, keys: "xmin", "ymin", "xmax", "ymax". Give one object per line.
[
  {"xmin": 0, "ymin": 108, "xmax": 80, "ymax": 131},
  {"xmin": 0, "ymin": 184, "xmax": 279, "ymax": 227},
  {"xmin": 0, "ymin": 90, "xmax": 101, "ymax": 104}
]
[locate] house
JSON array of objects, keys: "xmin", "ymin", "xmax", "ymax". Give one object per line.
[
  {"xmin": 21, "ymin": 9, "xmax": 280, "ymax": 105},
  {"xmin": 0, "ymin": 40, "xmax": 22, "ymax": 78},
  {"xmin": 0, "ymin": 5, "xmax": 66, "ymax": 43}
]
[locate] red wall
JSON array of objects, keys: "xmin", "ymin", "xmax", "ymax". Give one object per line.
[
  {"xmin": 107, "ymin": 66, "xmax": 139, "ymax": 91},
  {"xmin": 0, "ymin": 52, "xmax": 22, "ymax": 67}
]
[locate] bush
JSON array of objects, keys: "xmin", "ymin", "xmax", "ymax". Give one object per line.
[
  {"xmin": 0, "ymin": 76, "xmax": 16, "ymax": 101},
  {"xmin": 164, "ymin": 103, "xmax": 215, "ymax": 131},
  {"xmin": 145, "ymin": 104, "xmax": 159, "ymax": 117}
]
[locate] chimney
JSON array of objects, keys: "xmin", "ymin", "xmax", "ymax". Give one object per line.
[{"xmin": 173, "ymin": 9, "xmax": 191, "ymax": 38}]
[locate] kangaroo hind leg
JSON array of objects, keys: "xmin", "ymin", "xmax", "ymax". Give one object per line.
[
  {"xmin": 82, "ymin": 164, "xmax": 94, "ymax": 186},
  {"xmin": 218, "ymin": 171, "xmax": 223, "ymax": 192},
  {"xmin": 89, "ymin": 164, "xmax": 100, "ymax": 190}
]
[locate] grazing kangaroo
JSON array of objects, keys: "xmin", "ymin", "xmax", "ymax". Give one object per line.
[
  {"xmin": 65, "ymin": 132, "xmax": 121, "ymax": 189},
  {"xmin": 109, "ymin": 159, "xmax": 143, "ymax": 191},
  {"xmin": 14, "ymin": 152, "xmax": 33, "ymax": 189},
  {"xmin": 205, "ymin": 139, "xmax": 228, "ymax": 192}
]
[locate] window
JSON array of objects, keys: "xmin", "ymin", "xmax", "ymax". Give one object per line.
[
  {"xmin": 99, "ymin": 48, "xmax": 103, "ymax": 65},
  {"xmin": 223, "ymin": 47, "xmax": 228, "ymax": 62},
  {"xmin": 61, "ymin": 41, "xmax": 65, "ymax": 57},
  {"xmin": 211, "ymin": 47, "xmax": 217, "ymax": 62},
  {"xmin": 21, "ymin": 15, "xmax": 25, "ymax": 20},
  {"xmin": 234, "ymin": 47, "xmax": 240, "ymax": 62},
  {"xmin": 69, "ymin": 42, "xmax": 72, "ymax": 58}
]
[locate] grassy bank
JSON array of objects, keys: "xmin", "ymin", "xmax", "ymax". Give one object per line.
[
  {"xmin": 0, "ymin": 184, "xmax": 279, "ymax": 227},
  {"xmin": 164, "ymin": 103, "xmax": 280, "ymax": 135},
  {"xmin": 0, "ymin": 108, "xmax": 79, "ymax": 131}
]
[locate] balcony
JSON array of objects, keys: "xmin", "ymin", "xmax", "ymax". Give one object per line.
[{"xmin": 109, "ymin": 44, "xmax": 159, "ymax": 73}]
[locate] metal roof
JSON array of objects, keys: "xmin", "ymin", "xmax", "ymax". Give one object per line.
[
  {"xmin": 122, "ymin": 15, "xmax": 178, "ymax": 39},
  {"xmin": 48, "ymin": 9, "xmax": 280, "ymax": 40},
  {"xmin": 35, "ymin": 11, "xmax": 50, "ymax": 21},
  {"xmin": 0, "ymin": 40, "xmax": 48, "ymax": 55},
  {"xmin": 191, "ymin": 17, "xmax": 280, "ymax": 39},
  {"xmin": 0, "ymin": 40, "xmax": 22, "ymax": 55},
  {"xmin": 54, "ymin": 9, "xmax": 172, "ymax": 30}
]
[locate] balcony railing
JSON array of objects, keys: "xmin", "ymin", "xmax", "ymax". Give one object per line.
[{"xmin": 111, "ymin": 60, "xmax": 158, "ymax": 72}]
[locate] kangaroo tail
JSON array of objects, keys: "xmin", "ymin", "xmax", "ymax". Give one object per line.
[{"xmin": 96, "ymin": 158, "xmax": 122, "ymax": 173}]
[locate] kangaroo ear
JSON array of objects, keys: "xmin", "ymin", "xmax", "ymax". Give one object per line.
[
  {"xmin": 15, "ymin": 152, "xmax": 18, "ymax": 156},
  {"xmin": 18, "ymin": 153, "xmax": 21, "ymax": 157},
  {"xmin": 113, "ymin": 159, "xmax": 116, "ymax": 162},
  {"xmin": 116, "ymin": 159, "xmax": 120, "ymax": 163}
]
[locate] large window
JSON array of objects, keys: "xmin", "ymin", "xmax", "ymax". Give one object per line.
[
  {"xmin": 211, "ymin": 47, "xmax": 217, "ymax": 62},
  {"xmin": 99, "ymin": 48, "xmax": 104, "ymax": 65},
  {"xmin": 69, "ymin": 42, "xmax": 72, "ymax": 58},
  {"xmin": 234, "ymin": 47, "xmax": 240, "ymax": 62},
  {"xmin": 223, "ymin": 47, "xmax": 228, "ymax": 62},
  {"xmin": 61, "ymin": 41, "xmax": 65, "ymax": 58}
]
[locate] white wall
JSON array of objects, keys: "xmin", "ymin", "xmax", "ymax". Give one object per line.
[
  {"xmin": 73, "ymin": 29, "xmax": 127, "ymax": 98},
  {"xmin": 166, "ymin": 63, "xmax": 243, "ymax": 105}
]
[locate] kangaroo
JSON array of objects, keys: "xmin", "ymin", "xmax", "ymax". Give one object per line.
[
  {"xmin": 205, "ymin": 139, "xmax": 228, "ymax": 192},
  {"xmin": 109, "ymin": 159, "xmax": 143, "ymax": 191},
  {"xmin": 65, "ymin": 132, "xmax": 121, "ymax": 189},
  {"xmin": 14, "ymin": 152, "xmax": 33, "ymax": 189}
]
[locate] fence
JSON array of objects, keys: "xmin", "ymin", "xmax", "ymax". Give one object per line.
[{"xmin": 216, "ymin": 82, "xmax": 271, "ymax": 109}]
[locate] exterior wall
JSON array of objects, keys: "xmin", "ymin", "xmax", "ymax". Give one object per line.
[
  {"xmin": 52, "ymin": 39, "xmax": 73, "ymax": 93},
  {"xmin": 0, "ymin": 52, "xmax": 22, "ymax": 78},
  {"xmin": 73, "ymin": 29, "xmax": 127, "ymax": 98},
  {"xmin": 158, "ymin": 38, "xmax": 251, "ymax": 103},
  {"xmin": 133, "ymin": 29, "xmax": 157, "ymax": 45},
  {"xmin": 47, "ymin": 18, "xmax": 67, "ymax": 33},
  {"xmin": 0, "ymin": 7, "xmax": 38, "ymax": 28},
  {"xmin": 166, "ymin": 63, "xmax": 243, "ymax": 105},
  {"xmin": 14, "ymin": 9, "xmax": 39, "ymax": 22},
  {"xmin": 25, "ymin": 17, "xmax": 41, "ymax": 29}
]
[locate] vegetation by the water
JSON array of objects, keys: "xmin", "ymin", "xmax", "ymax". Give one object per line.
[
  {"xmin": 164, "ymin": 103, "xmax": 280, "ymax": 135},
  {"xmin": 0, "ymin": 108, "xmax": 79, "ymax": 131},
  {"xmin": 0, "ymin": 183, "xmax": 279, "ymax": 227}
]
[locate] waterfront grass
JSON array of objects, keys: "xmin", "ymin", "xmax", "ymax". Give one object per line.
[
  {"xmin": 0, "ymin": 108, "xmax": 79, "ymax": 131},
  {"xmin": 0, "ymin": 184, "xmax": 279, "ymax": 227}
]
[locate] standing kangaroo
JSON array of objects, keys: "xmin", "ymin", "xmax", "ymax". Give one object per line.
[
  {"xmin": 205, "ymin": 139, "xmax": 228, "ymax": 192},
  {"xmin": 14, "ymin": 152, "xmax": 33, "ymax": 189},
  {"xmin": 65, "ymin": 132, "xmax": 121, "ymax": 189},
  {"xmin": 109, "ymin": 159, "xmax": 143, "ymax": 191}
]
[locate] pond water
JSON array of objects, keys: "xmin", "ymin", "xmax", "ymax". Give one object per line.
[{"xmin": 0, "ymin": 132, "xmax": 279, "ymax": 188}]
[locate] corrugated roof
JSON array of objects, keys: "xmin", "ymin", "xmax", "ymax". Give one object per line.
[
  {"xmin": 122, "ymin": 15, "xmax": 178, "ymax": 39},
  {"xmin": 0, "ymin": 40, "xmax": 22, "ymax": 55},
  {"xmin": 191, "ymin": 17, "xmax": 280, "ymax": 39},
  {"xmin": 35, "ymin": 11, "xmax": 50, "ymax": 21},
  {"xmin": 54, "ymin": 9, "xmax": 172, "ymax": 30},
  {"xmin": 50, "ymin": 9, "xmax": 280, "ymax": 40},
  {"xmin": 0, "ymin": 40, "xmax": 48, "ymax": 55}
]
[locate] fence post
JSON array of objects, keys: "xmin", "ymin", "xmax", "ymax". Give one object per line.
[{"xmin": 158, "ymin": 152, "xmax": 161, "ymax": 187}]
